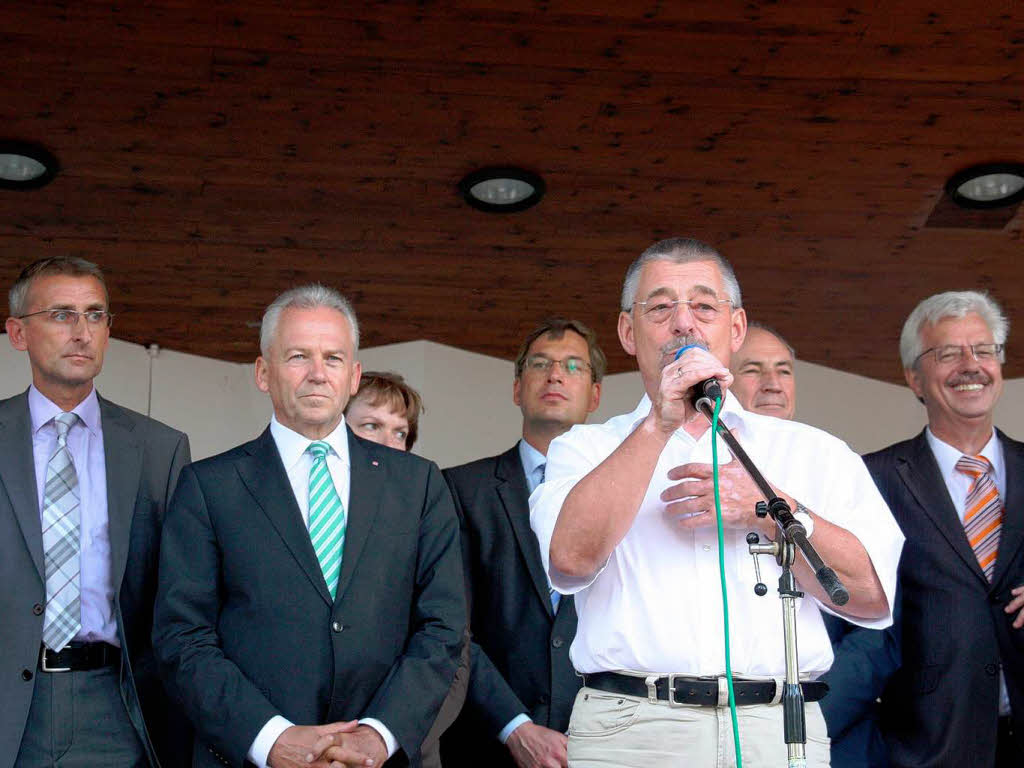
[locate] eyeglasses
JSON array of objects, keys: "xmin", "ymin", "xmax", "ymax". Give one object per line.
[
  {"xmin": 523, "ymin": 355, "xmax": 592, "ymax": 377},
  {"xmin": 16, "ymin": 308, "xmax": 114, "ymax": 328},
  {"xmin": 913, "ymin": 343, "xmax": 1004, "ymax": 366},
  {"xmin": 632, "ymin": 298, "xmax": 732, "ymax": 324}
]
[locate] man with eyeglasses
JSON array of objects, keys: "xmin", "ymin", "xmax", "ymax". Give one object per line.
[
  {"xmin": 441, "ymin": 318, "xmax": 604, "ymax": 768},
  {"xmin": 530, "ymin": 238, "xmax": 902, "ymax": 768},
  {"xmin": 1, "ymin": 257, "xmax": 191, "ymax": 768},
  {"xmin": 863, "ymin": 290, "xmax": 1024, "ymax": 766}
]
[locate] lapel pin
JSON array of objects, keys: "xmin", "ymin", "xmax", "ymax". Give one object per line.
[{"xmin": 371, "ymin": 460, "xmax": 380, "ymax": 467}]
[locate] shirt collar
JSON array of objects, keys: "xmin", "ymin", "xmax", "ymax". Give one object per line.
[
  {"xmin": 627, "ymin": 390, "xmax": 750, "ymax": 439},
  {"xmin": 926, "ymin": 426, "xmax": 1002, "ymax": 477},
  {"xmin": 518, "ymin": 438, "xmax": 546, "ymax": 476},
  {"xmin": 28, "ymin": 384, "xmax": 101, "ymax": 436},
  {"xmin": 270, "ymin": 415, "xmax": 351, "ymax": 472}
]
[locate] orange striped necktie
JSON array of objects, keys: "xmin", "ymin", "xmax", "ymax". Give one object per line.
[{"xmin": 955, "ymin": 454, "xmax": 1003, "ymax": 581}]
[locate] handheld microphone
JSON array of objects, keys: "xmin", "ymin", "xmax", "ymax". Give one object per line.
[{"xmin": 673, "ymin": 344, "xmax": 724, "ymax": 407}]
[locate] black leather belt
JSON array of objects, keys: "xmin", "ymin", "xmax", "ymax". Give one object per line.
[
  {"xmin": 583, "ymin": 671, "xmax": 828, "ymax": 706},
  {"xmin": 39, "ymin": 642, "xmax": 120, "ymax": 673}
]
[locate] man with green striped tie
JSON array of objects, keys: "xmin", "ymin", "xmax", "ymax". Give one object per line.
[{"xmin": 153, "ymin": 284, "xmax": 466, "ymax": 768}]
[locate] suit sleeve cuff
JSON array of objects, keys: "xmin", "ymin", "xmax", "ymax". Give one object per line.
[
  {"xmin": 358, "ymin": 718, "xmax": 398, "ymax": 759},
  {"xmin": 498, "ymin": 714, "xmax": 532, "ymax": 744},
  {"xmin": 248, "ymin": 715, "xmax": 293, "ymax": 768}
]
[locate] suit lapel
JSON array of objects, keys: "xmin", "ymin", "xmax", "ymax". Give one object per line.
[
  {"xmin": 334, "ymin": 432, "xmax": 382, "ymax": 605},
  {"xmin": 496, "ymin": 446, "xmax": 554, "ymax": 618},
  {"xmin": 993, "ymin": 430, "xmax": 1024, "ymax": 589},
  {"xmin": 99, "ymin": 396, "xmax": 143, "ymax": 592},
  {"xmin": 0, "ymin": 391, "xmax": 45, "ymax": 581},
  {"xmin": 897, "ymin": 431, "xmax": 988, "ymax": 585},
  {"xmin": 236, "ymin": 428, "xmax": 333, "ymax": 606}
]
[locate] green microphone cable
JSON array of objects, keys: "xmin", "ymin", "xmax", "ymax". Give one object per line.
[{"xmin": 711, "ymin": 394, "xmax": 743, "ymax": 767}]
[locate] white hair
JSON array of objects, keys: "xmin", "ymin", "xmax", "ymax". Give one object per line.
[
  {"xmin": 621, "ymin": 237, "xmax": 742, "ymax": 311},
  {"xmin": 260, "ymin": 283, "xmax": 359, "ymax": 355},
  {"xmin": 900, "ymin": 290, "xmax": 1008, "ymax": 368}
]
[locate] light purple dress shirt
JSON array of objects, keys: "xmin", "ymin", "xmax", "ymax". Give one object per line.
[{"xmin": 29, "ymin": 385, "xmax": 118, "ymax": 647}]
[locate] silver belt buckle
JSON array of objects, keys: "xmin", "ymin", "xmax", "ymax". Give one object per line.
[
  {"xmin": 40, "ymin": 646, "xmax": 71, "ymax": 673},
  {"xmin": 666, "ymin": 674, "xmax": 684, "ymax": 707}
]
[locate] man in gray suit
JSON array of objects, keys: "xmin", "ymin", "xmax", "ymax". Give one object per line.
[{"xmin": 1, "ymin": 257, "xmax": 191, "ymax": 768}]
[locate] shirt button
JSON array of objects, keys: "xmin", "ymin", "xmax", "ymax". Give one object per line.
[
  {"xmin": 552, "ymin": 637, "xmax": 564, "ymax": 648},
  {"xmin": 703, "ymin": 545, "xmax": 711, "ymax": 552},
  {"xmin": 33, "ymin": 603, "xmax": 44, "ymax": 616},
  {"xmin": 332, "ymin": 621, "xmax": 343, "ymax": 633}
]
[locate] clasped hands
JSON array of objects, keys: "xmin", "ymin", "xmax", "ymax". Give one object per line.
[{"xmin": 268, "ymin": 723, "xmax": 387, "ymax": 768}]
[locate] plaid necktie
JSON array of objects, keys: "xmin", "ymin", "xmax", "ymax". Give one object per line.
[
  {"xmin": 42, "ymin": 412, "xmax": 82, "ymax": 652},
  {"xmin": 307, "ymin": 441, "xmax": 347, "ymax": 599},
  {"xmin": 956, "ymin": 454, "xmax": 1003, "ymax": 581}
]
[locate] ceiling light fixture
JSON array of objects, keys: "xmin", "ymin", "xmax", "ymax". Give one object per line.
[
  {"xmin": 945, "ymin": 163, "xmax": 1024, "ymax": 209},
  {"xmin": 0, "ymin": 141, "xmax": 59, "ymax": 190},
  {"xmin": 459, "ymin": 167, "xmax": 545, "ymax": 213}
]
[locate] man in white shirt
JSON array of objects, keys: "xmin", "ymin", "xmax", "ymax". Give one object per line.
[
  {"xmin": 863, "ymin": 291, "xmax": 1024, "ymax": 767},
  {"xmin": 153, "ymin": 284, "xmax": 465, "ymax": 768},
  {"xmin": 530, "ymin": 237, "xmax": 903, "ymax": 767}
]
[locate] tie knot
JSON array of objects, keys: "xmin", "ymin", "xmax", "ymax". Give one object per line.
[
  {"xmin": 307, "ymin": 441, "xmax": 330, "ymax": 461},
  {"xmin": 53, "ymin": 412, "xmax": 77, "ymax": 441},
  {"xmin": 956, "ymin": 454, "xmax": 992, "ymax": 479}
]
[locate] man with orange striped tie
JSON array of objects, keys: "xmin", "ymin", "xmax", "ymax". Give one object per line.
[{"xmin": 863, "ymin": 291, "xmax": 1023, "ymax": 767}]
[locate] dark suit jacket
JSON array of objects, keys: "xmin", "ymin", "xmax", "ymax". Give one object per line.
[
  {"xmin": 152, "ymin": 427, "xmax": 465, "ymax": 768},
  {"xmin": 440, "ymin": 446, "xmax": 580, "ymax": 768},
  {"xmin": 0, "ymin": 389, "xmax": 191, "ymax": 768},
  {"xmin": 819, "ymin": 609, "xmax": 899, "ymax": 768},
  {"xmin": 864, "ymin": 429, "xmax": 1024, "ymax": 767}
]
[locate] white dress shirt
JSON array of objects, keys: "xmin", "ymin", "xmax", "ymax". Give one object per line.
[
  {"xmin": 530, "ymin": 394, "xmax": 904, "ymax": 679},
  {"xmin": 924, "ymin": 427, "xmax": 1010, "ymax": 715},
  {"xmin": 29, "ymin": 385, "xmax": 118, "ymax": 646},
  {"xmin": 248, "ymin": 417, "xmax": 397, "ymax": 767}
]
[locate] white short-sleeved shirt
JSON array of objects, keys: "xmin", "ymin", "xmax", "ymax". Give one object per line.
[{"xmin": 529, "ymin": 394, "xmax": 904, "ymax": 679}]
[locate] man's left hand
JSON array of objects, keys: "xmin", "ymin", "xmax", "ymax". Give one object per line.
[
  {"xmin": 1005, "ymin": 585, "xmax": 1024, "ymax": 629},
  {"xmin": 662, "ymin": 459, "xmax": 787, "ymax": 539},
  {"xmin": 320, "ymin": 725, "xmax": 388, "ymax": 768}
]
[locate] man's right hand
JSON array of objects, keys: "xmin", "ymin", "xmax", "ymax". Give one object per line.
[
  {"xmin": 506, "ymin": 721, "xmax": 568, "ymax": 768},
  {"xmin": 649, "ymin": 344, "xmax": 732, "ymax": 434},
  {"xmin": 267, "ymin": 722, "xmax": 363, "ymax": 768}
]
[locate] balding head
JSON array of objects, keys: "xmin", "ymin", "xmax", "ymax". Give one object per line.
[{"xmin": 730, "ymin": 325, "xmax": 796, "ymax": 420}]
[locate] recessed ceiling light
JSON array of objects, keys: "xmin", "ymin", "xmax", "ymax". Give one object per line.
[
  {"xmin": 459, "ymin": 167, "xmax": 545, "ymax": 213},
  {"xmin": 945, "ymin": 163, "xmax": 1024, "ymax": 209},
  {"xmin": 0, "ymin": 141, "xmax": 59, "ymax": 190}
]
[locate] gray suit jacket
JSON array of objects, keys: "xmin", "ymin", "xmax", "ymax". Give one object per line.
[{"xmin": 0, "ymin": 388, "xmax": 191, "ymax": 768}]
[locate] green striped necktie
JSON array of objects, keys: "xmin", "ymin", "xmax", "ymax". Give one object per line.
[{"xmin": 307, "ymin": 441, "xmax": 347, "ymax": 599}]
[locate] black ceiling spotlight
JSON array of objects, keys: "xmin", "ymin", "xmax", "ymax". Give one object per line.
[
  {"xmin": 459, "ymin": 166, "xmax": 545, "ymax": 213},
  {"xmin": 0, "ymin": 141, "xmax": 59, "ymax": 190},
  {"xmin": 945, "ymin": 163, "xmax": 1024, "ymax": 210}
]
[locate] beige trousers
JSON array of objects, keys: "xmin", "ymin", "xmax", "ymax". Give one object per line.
[{"xmin": 567, "ymin": 686, "xmax": 830, "ymax": 768}]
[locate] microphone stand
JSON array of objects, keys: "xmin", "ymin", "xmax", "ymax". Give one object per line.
[{"xmin": 694, "ymin": 392, "xmax": 849, "ymax": 768}]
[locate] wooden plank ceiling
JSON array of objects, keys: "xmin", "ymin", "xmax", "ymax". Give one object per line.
[{"xmin": 1, "ymin": 0, "xmax": 1022, "ymax": 383}]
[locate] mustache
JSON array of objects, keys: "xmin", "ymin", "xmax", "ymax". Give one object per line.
[
  {"xmin": 660, "ymin": 334, "xmax": 707, "ymax": 358},
  {"xmin": 947, "ymin": 372, "xmax": 992, "ymax": 387}
]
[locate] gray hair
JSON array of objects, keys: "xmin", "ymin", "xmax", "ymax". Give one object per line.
[
  {"xmin": 747, "ymin": 321, "xmax": 796, "ymax": 360},
  {"xmin": 9, "ymin": 256, "xmax": 107, "ymax": 316},
  {"xmin": 900, "ymin": 290, "xmax": 1008, "ymax": 369},
  {"xmin": 621, "ymin": 237, "xmax": 742, "ymax": 312},
  {"xmin": 260, "ymin": 283, "xmax": 360, "ymax": 355}
]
